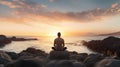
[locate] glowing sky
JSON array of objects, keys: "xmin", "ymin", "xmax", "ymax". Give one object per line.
[{"xmin": 0, "ymin": 0, "xmax": 120, "ymax": 36}]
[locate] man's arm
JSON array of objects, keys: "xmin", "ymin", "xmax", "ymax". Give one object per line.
[
  {"xmin": 63, "ymin": 39, "xmax": 65, "ymax": 47},
  {"xmin": 54, "ymin": 39, "xmax": 56, "ymax": 47}
]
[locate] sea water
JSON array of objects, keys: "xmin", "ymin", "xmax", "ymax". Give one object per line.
[{"xmin": 0, "ymin": 36, "xmax": 108, "ymax": 53}]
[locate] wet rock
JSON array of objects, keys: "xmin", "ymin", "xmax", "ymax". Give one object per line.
[
  {"xmin": 95, "ymin": 58, "xmax": 120, "ymax": 67},
  {"xmin": 0, "ymin": 64, "xmax": 4, "ymax": 67},
  {"xmin": 70, "ymin": 53, "xmax": 88, "ymax": 62},
  {"xmin": 83, "ymin": 36, "xmax": 120, "ymax": 55},
  {"xmin": 20, "ymin": 48, "xmax": 48, "ymax": 57},
  {"xmin": 73, "ymin": 62, "xmax": 86, "ymax": 67},
  {"xmin": 84, "ymin": 54, "xmax": 104, "ymax": 67},
  {"xmin": 47, "ymin": 51, "xmax": 70, "ymax": 61},
  {"xmin": 6, "ymin": 52, "xmax": 18, "ymax": 60},
  {"xmin": 46, "ymin": 60, "xmax": 86, "ymax": 67},
  {"xmin": 0, "ymin": 35, "xmax": 11, "ymax": 47},
  {"xmin": 6, "ymin": 57, "xmax": 43, "ymax": 67},
  {"xmin": 0, "ymin": 51, "xmax": 12, "ymax": 65},
  {"xmin": 55, "ymin": 60, "xmax": 74, "ymax": 67}
]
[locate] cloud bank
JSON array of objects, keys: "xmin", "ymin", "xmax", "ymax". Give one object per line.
[{"xmin": 0, "ymin": 0, "xmax": 120, "ymax": 24}]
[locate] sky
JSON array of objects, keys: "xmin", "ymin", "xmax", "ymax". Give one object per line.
[{"xmin": 0, "ymin": 0, "xmax": 120, "ymax": 37}]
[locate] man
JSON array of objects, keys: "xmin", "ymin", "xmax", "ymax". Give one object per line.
[{"xmin": 52, "ymin": 32, "xmax": 67, "ymax": 51}]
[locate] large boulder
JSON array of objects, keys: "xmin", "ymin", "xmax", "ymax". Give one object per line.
[
  {"xmin": 0, "ymin": 35, "xmax": 11, "ymax": 47},
  {"xmin": 83, "ymin": 36, "xmax": 120, "ymax": 55},
  {"xmin": 95, "ymin": 58, "xmax": 120, "ymax": 67},
  {"xmin": 0, "ymin": 51, "xmax": 12, "ymax": 65},
  {"xmin": 83, "ymin": 54, "xmax": 104, "ymax": 67},
  {"xmin": 73, "ymin": 62, "xmax": 86, "ymax": 67},
  {"xmin": 70, "ymin": 52, "xmax": 88, "ymax": 62},
  {"xmin": 55, "ymin": 60, "xmax": 74, "ymax": 67},
  {"xmin": 46, "ymin": 60, "xmax": 86, "ymax": 67},
  {"xmin": 19, "ymin": 47, "xmax": 48, "ymax": 57},
  {"xmin": 77, "ymin": 53, "xmax": 88, "ymax": 62},
  {"xmin": 47, "ymin": 51, "xmax": 70, "ymax": 61},
  {"xmin": 6, "ymin": 57, "xmax": 43, "ymax": 67},
  {"xmin": 6, "ymin": 52, "xmax": 19, "ymax": 60},
  {"xmin": 0, "ymin": 64, "xmax": 4, "ymax": 67}
]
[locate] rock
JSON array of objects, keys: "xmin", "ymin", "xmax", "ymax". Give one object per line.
[
  {"xmin": 115, "ymin": 48, "xmax": 120, "ymax": 58},
  {"xmin": 0, "ymin": 51, "xmax": 12, "ymax": 65},
  {"xmin": 20, "ymin": 48, "xmax": 48, "ymax": 57},
  {"xmin": 83, "ymin": 36, "xmax": 120, "ymax": 55},
  {"xmin": 6, "ymin": 52, "xmax": 19, "ymax": 60},
  {"xmin": 0, "ymin": 35, "xmax": 11, "ymax": 47},
  {"xmin": 47, "ymin": 51, "xmax": 70, "ymax": 61},
  {"xmin": 73, "ymin": 62, "xmax": 86, "ymax": 67},
  {"xmin": 95, "ymin": 58, "xmax": 120, "ymax": 67},
  {"xmin": 45, "ymin": 60, "xmax": 57, "ymax": 67},
  {"xmin": 46, "ymin": 60, "xmax": 86, "ymax": 67},
  {"xmin": 17, "ymin": 55, "xmax": 46, "ymax": 62},
  {"xmin": 76, "ymin": 53, "xmax": 88, "ymax": 62},
  {"xmin": 18, "ymin": 52, "xmax": 35, "ymax": 57},
  {"xmin": 55, "ymin": 60, "xmax": 74, "ymax": 67},
  {"xmin": 0, "ymin": 64, "xmax": 4, "ymax": 67},
  {"xmin": 70, "ymin": 53, "xmax": 88, "ymax": 62},
  {"xmin": 10, "ymin": 36, "xmax": 38, "ymax": 41},
  {"xmin": 83, "ymin": 54, "xmax": 104, "ymax": 67},
  {"xmin": 6, "ymin": 57, "xmax": 43, "ymax": 67}
]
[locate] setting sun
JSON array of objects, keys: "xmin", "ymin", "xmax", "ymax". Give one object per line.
[{"xmin": 48, "ymin": 30, "xmax": 67, "ymax": 37}]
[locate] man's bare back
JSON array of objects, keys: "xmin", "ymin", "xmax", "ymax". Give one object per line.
[{"xmin": 52, "ymin": 32, "xmax": 67, "ymax": 51}]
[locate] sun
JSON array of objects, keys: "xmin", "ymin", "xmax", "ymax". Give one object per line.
[
  {"xmin": 49, "ymin": 31, "xmax": 58, "ymax": 37},
  {"xmin": 48, "ymin": 30, "xmax": 66, "ymax": 37}
]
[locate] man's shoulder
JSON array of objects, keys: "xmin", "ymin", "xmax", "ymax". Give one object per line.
[
  {"xmin": 54, "ymin": 38, "xmax": 64, "ymax": 40},
  {"xmin": 60, "ymin": 38, "xmax": 64, "ymax": 40},
  {"xmin": 54, "ymin": 38, "xmax": 58, "ymax": 41},
  {"xmin": 54, "ymin": 38, "xmax": 58, "ymax": 40}
]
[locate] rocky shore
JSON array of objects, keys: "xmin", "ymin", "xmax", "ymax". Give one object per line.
[
  {"xmin": 10, "ymin": 36, "xmax": 38, "ymax": 41},
  {"xmin": 0, "ymin": 47, "xmax": 120, "ymax": 67},
  {"xmin": 83, "ymin": 36, "xmax": 120, "ymax": 56},
  {"xmin": 0, "ymin": 35, "xmax": 12, "ymax": 47},
  {"xmin": 0, "ymin": 35, "xmax": 38, "ymax": 47}
]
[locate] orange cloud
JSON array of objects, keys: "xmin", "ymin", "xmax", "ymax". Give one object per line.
[
  {"xmin": 0, "ymin": 0, "xmax": 120, "ymax": 24},
  {"xmin": 111, "ymin": 3, "xmax": 118, "ymax": 8}
]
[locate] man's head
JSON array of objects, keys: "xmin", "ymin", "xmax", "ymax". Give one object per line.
[{"xmin": 57, "ymin": 32, "xmax": 61, "ymax": 37}]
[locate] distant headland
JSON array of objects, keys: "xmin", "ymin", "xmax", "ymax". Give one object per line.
[{"xmin": 0, "ymin": 35, "xmax": 38, "ymax": 47}]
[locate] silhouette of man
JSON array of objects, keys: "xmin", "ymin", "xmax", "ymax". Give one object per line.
[{"xmin": 52, "ymin": 32, "xmax": 67, "ymax": 51}]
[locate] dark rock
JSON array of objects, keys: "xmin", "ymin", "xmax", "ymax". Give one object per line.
[
  {"xmin": 73, "ymin": 62, "xmax": 86, "ymax": 67},
  {"xmin": 46, "ymin": 60, "xmax": 74, "ymax": 67},
  {"xmin": 46, "ymin": 60, "xmax": 86, "ymax": 67},
  {"xmin": 76, "ymin": 53, "xmax": 88, "ymax": 62},
  {"xmin": 56, "ymin": 60, "xmax": 74, "ymax": 67},
  {"xmin": 0, "ymin": 35, "xmax": 11, "ymax": 47},
  {"xmin": 19, "ymin": 47, "xmax": 48, "ymax": 57},
  {"xmin": 10, "ymin": 36, "xmax": 38, "ymax": 41},
  {"xmin": 84, "ymin": 54, "xmax": 104, "ymax": 67},
  {"xmin": 18, "ymin": 52, "xmax": 35, "ymax": 57},
  {"xmin": 0, "ymin": 51, "xmax": 12, "ymax": 65},
  {"xmin": 47, "ymin": 51, "xmax": 70, "ymax": 61},
  {"xmin": 69, "ymin": 52, "xmax": 88, "ymax": 62},
  {"xmin": 95, "ymin": 58, "xmax": 120, "ymax": 67},
  {"xmin": 83, "ymin": 36, "xmax": 120, "ymax": 56},
  {"xmin": 115, "ymin": 46, "xmax": 120, "ymax": 58},
  {"xmin": 45, "ymin": 60, "xmax": 57, "ymax": 67},
  {"xmin": 0, "ymin": 64, "xmax": 4, "ymax": 67},
  {"xmin": 6, "ymin": 52, "xmax": 19, "ymax": 60},
  {"xmin": 6, "ymin": 57, "xmax": 43, "ymax": 67}
]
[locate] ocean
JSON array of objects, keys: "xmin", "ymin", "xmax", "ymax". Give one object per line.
[{"xmin": 0, "ymin": 36, "xmax": 110, "ymax": 53}]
